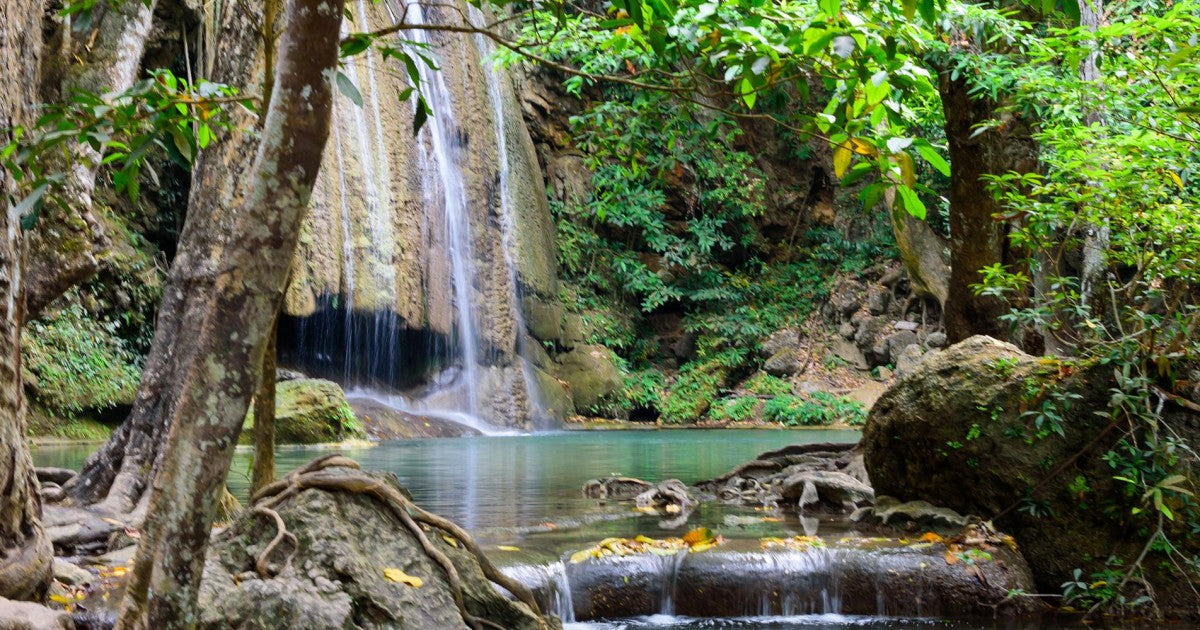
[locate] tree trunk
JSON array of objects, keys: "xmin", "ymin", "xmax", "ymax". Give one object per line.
[
  {"xmin": 0, "ymin": 0, "xmax": 52, "ymax": 602},
  {"xmin": 22, "ymin": 0, "xmax": 159, "ymax": 321},
  {"xmin": 64, "ymin": 1, "xmax": 268, "ymax": 515},
  {"xmin": 250, "ymin": 318, "xmax": 277, "ymax": 496},
  {"xmin": 938, "ymin": 71, "xmax": 1038, "ymax": 344},
  {"xmin": 113, "ymin": 0, "xmax": 342, "ymax": 624}
]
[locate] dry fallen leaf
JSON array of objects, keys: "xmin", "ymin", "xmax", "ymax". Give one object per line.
[
  {"xmin": 496, "ymin": 545, "xmax": 520, "ymax": 552},
  {"xmin": 441, "ymin": 535, "xmax": 459, "ymax": 548},
  {"xmin": 383, "ymin": 568, "xmax": 424, "ymax": 588}
]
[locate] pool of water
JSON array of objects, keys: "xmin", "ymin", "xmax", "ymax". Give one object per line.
[{"xmin": 33, "ymin": 429, "xmax": 858, "ymax": 539}]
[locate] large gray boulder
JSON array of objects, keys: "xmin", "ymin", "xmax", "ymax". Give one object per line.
[
  {"xmin": 198, "ymin": 468, "xmax": 555, "ymax": 629},
  {"xmin": 863, "ymin": 335, "xmax": 1200, "ymax": 615}
]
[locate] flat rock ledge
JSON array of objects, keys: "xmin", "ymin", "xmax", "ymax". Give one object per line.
[{"xmin": 507, "ymin": 543, "xmax": 1041, "ymax": 621}]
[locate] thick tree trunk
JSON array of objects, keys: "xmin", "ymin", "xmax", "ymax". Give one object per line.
[
  {"xmin": 65, "ymin": 2, "xmax": 267, "ymax": 515},
  {"xmin": 113, "ymin": 0, "xmax": 342, "ymax": 625},
  {"xmin": 22, "ymin": 0, "xmax": 159, "ymax": 321},
  {"xmin": 939, "ymin": 72, "xmax": 1038, "ymax": 343},
  {"xmin": 0, "ymin": 0, "xmax": 52, "ymax": 602},
  {"xmin": 250, "ymin": 318, "xmax": 278, "ymax": 495}
]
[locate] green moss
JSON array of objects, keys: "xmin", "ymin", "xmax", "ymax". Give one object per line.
[
  {"xmin": 26, "ymin": 406, "xmax": 116, "ymax": 441},
  {"xmin": 22, "ymin": 303, "xmax": 141, "ymax": 416}
]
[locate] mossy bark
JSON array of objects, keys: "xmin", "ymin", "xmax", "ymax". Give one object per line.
[
  {"xmin": 251, "ymin": 318, "xmax": 278, "ymax": 495},
  {"xmin": 0, "ymin": 0, "xmax": 52, "ymax": 602},
  {"xmin": 937, "ymin": 72, "xmax": 1037, "ymax": 344},
  {"xmin": 66, "ymin": 0, "xmax": 268, "ymax": 514},
  {"xmin": 112, "ymin": 0, "xmax": 343, "ymax": 624},
  {"xmin": 22, "ymin": 0, "xmax": 159, "ymax": 321}
]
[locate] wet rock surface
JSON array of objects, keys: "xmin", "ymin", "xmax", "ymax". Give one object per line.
[
  {"xmin": 509, "ymin": 542, "xmax": 1039, "ymax": 621},
  {"xmin": 348, "ymin": 397, "xmax": 483, "ymax": 440}
]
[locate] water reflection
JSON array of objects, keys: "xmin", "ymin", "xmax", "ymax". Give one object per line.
[{"xmin": 32, "ymin": 429, "xmax": 859, "ymax": 532}]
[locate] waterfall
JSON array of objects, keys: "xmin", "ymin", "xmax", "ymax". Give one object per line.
[{"xmin": 281, "ymin": 0, "xmax": 558, "ymax": 431}]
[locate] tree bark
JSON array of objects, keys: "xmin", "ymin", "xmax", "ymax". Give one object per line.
[
  {"xmin": 250, "ymin": 318, "xmax": 278, "ymax": 496},
  {"xmin": 22, "ymin": 0, "xmax": 159, "ymax": 321},
  {"xmin": 64, "ymin": 1, "xmax": 268, "ymax": 515},
  {"xmin": 938, "ymin": 71, "xmax": 1038, "ymax": 344},
  {"xmin": 0, "ymin": 0, "xmax": 52, "ymax": 602},
  {"xmin": 113, "ymin": 0, "xmax": 342, "ymax": 624}
]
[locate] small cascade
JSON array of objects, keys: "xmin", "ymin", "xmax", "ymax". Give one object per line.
[
  {"xmin": 281, "ymin": 0, "xmax": 560, "ymax": 431},
  {"xmin": 658, "ymin": 550, "xmax": 688, "ymax": 616},
  {"xmin": 502, "ymin": 561, "xmax": 576, "ymax": 623}
]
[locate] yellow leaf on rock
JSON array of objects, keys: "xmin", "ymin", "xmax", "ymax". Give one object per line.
[
  {"xmin": 49, "ymin": 594, "xmax": 71, "ymax": 605},
  {"xmin": 569, "ymin": 549, "xmax": 593, "ymax": 564},
  {"xmin": 442, "ymin": 535, "xmax": 459, "ymax": 548},
  {"xmin": 383, "ymin": 568, "xmax": 424, "ymax": 588},
  {"xmin": 918, "ymin": 532, "xmax": 944, "ymax": 544},
  {"xmin": 496, "ymin": 545, "xmax": 520, "ymax": 552},
  {"xmin": 682, "ymin": 528, "xmax": 715, "ymax": 546}
]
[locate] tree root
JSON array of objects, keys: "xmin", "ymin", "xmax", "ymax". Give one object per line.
[
  {"xmin": 250, "ymin": 506, "xmax": 297, "ymax": 578},
  {"xmin": 247, "ymin": 454, "xmax": 547, "ymax": 630}
]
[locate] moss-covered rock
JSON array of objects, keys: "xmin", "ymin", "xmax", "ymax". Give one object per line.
[
  {"xmin": 554, "ymin": 344, "xmax": 623, "ymax": 413},
  {"xmin": 244, "ymin": 379, "xmax": 365, "ymax": 445},
  {"xmin": 863, "ymin": 336, "xmax": 1200, "ymax": 615}
]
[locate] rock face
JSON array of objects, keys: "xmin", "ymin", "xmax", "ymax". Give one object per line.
[
  {"xmin": 554, "ymin": 345, "xmax": 622, "ymax": 413},
  {"xmin": 863, "ymin": 335, "xmax": 1200, "ymax": 611},
  {"xmin": 244, "ymin": 379, "xmax": 364, "ymax": 444},
  {"xmin": 198, "ymin": 468, "xmax": 554, "ymax": 629},
  {"xmin": 280, "ymin": 0, "xmax": 562, "ymax": 429}
]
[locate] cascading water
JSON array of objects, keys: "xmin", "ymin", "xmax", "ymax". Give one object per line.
[{"xmin": 281, "ymin": 0, "xmax": 558, "ymax": 431}]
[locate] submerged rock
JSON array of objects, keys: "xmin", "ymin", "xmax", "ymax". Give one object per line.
[
  {"xmin": 198, "ymin": 467, "xmax": 555, "ymax": 629},
  {"xmin": 582, "ymin": 477, "xmax": 652, "ymax": 500},
  {"xmin": 348, "ymin": 397, "xmax": 482, "ymax": 440}
]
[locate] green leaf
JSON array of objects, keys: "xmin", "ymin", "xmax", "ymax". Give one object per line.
[
  {"xmin": 916, "ymin": 143, "xmax": 951, "ymax": 176},
  {"xmin": 918, "ymin": 0, "xmax": 937, "ymax": 24},
  {"xmin": 413, "ymin": 96, "xmax": 430, "ymax": 137},
  {"xmin": 897, "ymin": 185, "xmax": 926, "ymax": 220},
  {"xmin": 340, "ymin": 34, "xmax": 372, "ymax": 58},
  {"xmin": 336, "ymin": 71, "xmax": 363, "ymax": 107},
  {"xmin": 819, "ymin": 0, "xmax": 841, "ymax": 17},
  {"xmin": 1062, "ymin": 0, "xmax": 1081, "ymax": 23},
  {"xmin": 901, "ymin": 0, "xmax": 917, "ymax": 20}
]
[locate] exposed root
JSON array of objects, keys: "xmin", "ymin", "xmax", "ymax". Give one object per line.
[
  {"xmin": 248, "ymin": 454, "xmax": 547, "ymax": 629},
  {"xmin": 250, "ymin": 506, "xmax": 297, "ymax": 578}
]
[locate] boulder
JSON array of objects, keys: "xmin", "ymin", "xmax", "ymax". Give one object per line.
[
  {"xmin": 866, "ymin": 286, "xmax": 890, "ymax": 315},
  {"xmin": 892, "ymin": 343, "xmax": 925, "ymax": 377},
  {"xmin": 761, "ymin": 328, "xmax": 800, "ymax": 358},
  {"xmin": 831, "ymin": 338, "xmax": 869, "ymax": 370},
  {"xmin": 198, "ymin": 467, "xmax": 554, "ymax": 629},
  {"xmin": 828, "ymin": 279, "xmax": 865, "ymax": 317},
  {"xmin": 852, "ymin": 317, "xmax": 891, "ymax": 367},
  {"xmin": 925, "ymin": 331, "xmax": 948, "ymax": 348},
  {"xmin": 559, "ymin": 313, "xmax": 584, "ymax": 349},
  {"xmin": 883, "ymin": 330, "xmax": 919, "ymax": 364},
  {"xmin": 762, "ymin": 347, "xmax": 803, "ymax": 376},
  {"xmin": 244, "ymin": 379, "xmax": 365, "ymax": 444},
  {"xmin": 0, "ymin": 598, "xmax": 74, "ymax": 630},
  {"xmin": 863, "ymin": 335, "xmax": 1200, "ymax": 612},
  {"xmin": 554, "ymin": 345, "xmax": 623, "ymax": 412}
]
